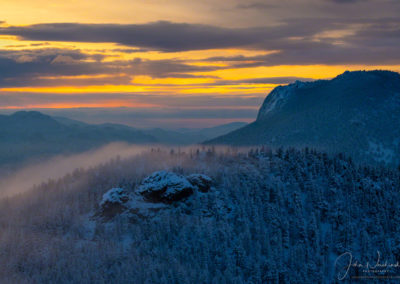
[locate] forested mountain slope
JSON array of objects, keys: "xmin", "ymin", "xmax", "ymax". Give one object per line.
[
  {"xmin": 0, "ymin": 147, "xmax": 399, "ymax": 283},
  {"xmin": 208, "ymin": 70, "xmax": 400, "ymax": 165}
]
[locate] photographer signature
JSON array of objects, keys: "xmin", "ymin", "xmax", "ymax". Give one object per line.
[{"xmin": 334, "ymin": 251, "xmax": 400, "ymax": 280}]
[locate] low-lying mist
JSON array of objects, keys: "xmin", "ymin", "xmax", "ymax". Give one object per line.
[
  {"xmin": 0, "ymin": 143, "xmax": 153, "ymax": 198},
  {"xmin": 0, "ymin": 143, "xmax": 245, "ymax": 198}
]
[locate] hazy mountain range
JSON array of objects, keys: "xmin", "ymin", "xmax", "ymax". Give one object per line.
[
  {"xmin": 208, "ymin": 70, "xmax": 400, "ymax": 165},
  {"xmin": 0, "ymin": 111, "xmax": 246, "ymax": 170},
  {"xmin": 2, "ymin": 69, "xmax": 399, "ymax": 171}
]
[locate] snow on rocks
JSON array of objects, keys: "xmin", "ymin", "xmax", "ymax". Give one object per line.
[
  {"xmin": 96, "ymin": 171, "xmax": 213, "ymax": 221},
  {"xmin": 137, "ymin": 171, "xmax": 195, "ymax": 203},
  {"xmin": 187, "ymin": 174, "xmax": 212, "ymax": 192},
  {"xmin": 98, "ymin": 187, "xmax": 129, "ymax": 219}
]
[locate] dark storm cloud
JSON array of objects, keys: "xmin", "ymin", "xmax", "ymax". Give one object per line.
[
  {"xmin": 217, "ymin": 41, "xmax": 400, "ymax": 66},
  {"xmin": 0, "ymin": 22, "xmax": 268, "ymax": 52},
  {"xmin": 0, "ymin": 17, "xmax": 398, "ymax": 64},
  {"xmin": 0, "ymin": 49, "xmax": 113, "ymax": 87},
  {"xmin": 110, "ymin": 48, "xmax": 151, "ymax": 53},
  {"xmin": 201, "ymin": 16, "xmax": 400, "ymax": 66},
  {"xmin": 0, "ymin": 20, "xmax": 346, "ymax": 52},
  {"xmin": 0, "ymin": 48, "xmax": 91, "ymax": 62},
  {"xmin": 2, "ymin": 74, "xmax": 133, "ymax": 87},
  {"xmin": 127, "ymin": 57, "xmax": 220, "ymax": 78},
  {"xmin": 0, "ymin": 48, "xmax": 220, "ymax": 87},
  {"xmin": 0, "ymin": 12, "xmax": 398, "ymax": 87}
]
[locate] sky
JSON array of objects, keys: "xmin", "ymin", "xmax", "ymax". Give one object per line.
[{"xmin": 0, "ymin": 0, "xmax": 399, "ymax": 128}]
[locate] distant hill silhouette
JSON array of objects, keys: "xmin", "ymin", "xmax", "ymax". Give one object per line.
[
  {"xmin": 0, "ymin": 111, "xmax": 247, "ymax": 170},
  {"xmin": 0, "ymin": 111, "xmax": 157, "ymax": 168}
]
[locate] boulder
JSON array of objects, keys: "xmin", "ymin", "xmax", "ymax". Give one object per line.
[
  {"xmin": 98, "ymin": 187, "xmax": 129, "ymax": 219},
  {"xmin": 187, "ymin": 174, "xmax": 212, "ymax": 192},
  {"xmin": 96, "ymin": 172, "xmax": 214, "ymax": 222},
  {"xmin": 137, "ymin": 171, "xmax": 195, "ymax": 203}
]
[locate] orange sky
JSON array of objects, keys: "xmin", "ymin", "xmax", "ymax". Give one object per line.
[{"xmin": 0, "ymin": 0, "xmax": 399, "ymax": 127}]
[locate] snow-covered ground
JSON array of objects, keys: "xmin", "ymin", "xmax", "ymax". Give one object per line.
[{"xmin": 0, "ymin": 147, "xmax": 399, "ymax": 283}]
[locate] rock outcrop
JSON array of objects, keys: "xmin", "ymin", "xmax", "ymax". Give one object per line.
[
  {"xmin": 137, "ymin": 171, "xmax": 195, "ymax": 203},
  {"xmin": 98, "ymin": 187, "xmax": 129, "ymax": 219},
  {"xmin": 97, "ymin": 171, "xmax": 213, "ymax": 221},
  {"xmin": 187, "ymin": 174, "xmax": 212, "ymax": 192}
]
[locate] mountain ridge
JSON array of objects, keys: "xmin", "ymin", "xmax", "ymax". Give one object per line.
[
  {"xmin": 206, "ymin": 70, "xmax": 400, "ymax": 165},
  {"xmin": 0, "ymin": 111, "xmax": 248, "ymax": 170}
]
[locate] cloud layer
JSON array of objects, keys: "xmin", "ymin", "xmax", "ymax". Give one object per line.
[{"xmin": 1, "ymin": 16, "xmax": 399, "ymax": 65}]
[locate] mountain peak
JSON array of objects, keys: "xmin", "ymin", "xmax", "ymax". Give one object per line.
[
  {"xmin": 334, "ymin": 70, "xmax": 400, "ymax": 81},
  {"xmin": 330, "ymin": 70, "xmax": 400, "ymax": 87},
  {"xmin": 257, "ymin": 70, "xmax": 400, "ymax": 121},
  {"xmin": 208, "ymin": 69, "xmax": 400, "ymax": 165}
]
